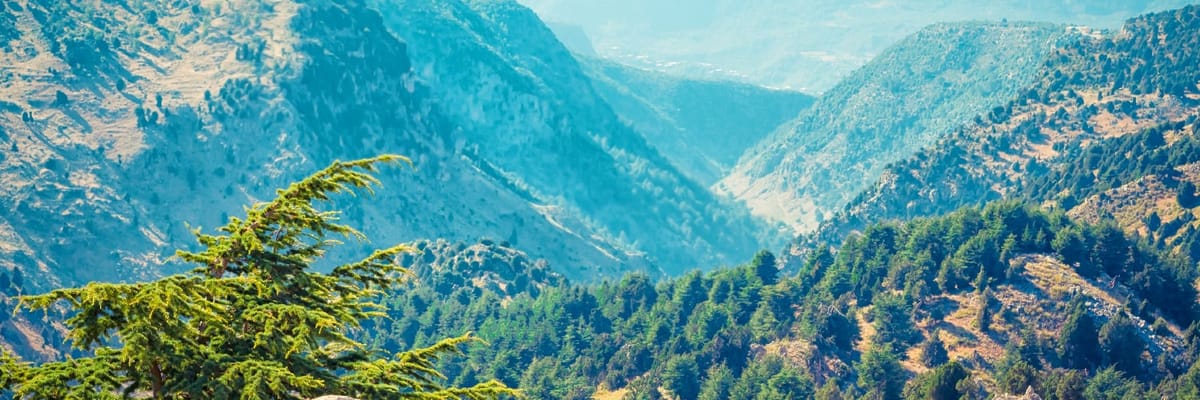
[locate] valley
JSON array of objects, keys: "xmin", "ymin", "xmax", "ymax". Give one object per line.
[{"xmin": 3, "ymin": 0, "xmax": 1200, "ymax": 399}]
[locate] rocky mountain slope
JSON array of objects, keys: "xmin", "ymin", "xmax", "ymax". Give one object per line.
[
  {"xmin": 0, "ymin": 0, "xmax": 780, "ymax": 297},
  {"xmin": 719, "ymin": 22, "xmax": 1066, "ymax": 233},
  {"xmin": 368, "ymin": 0, "xmax": 775, "ymax": 276},
  {"xmin": 0, "ymin": 0, "xmax": 620, "ymax": 288},
  {"xmin": 578, "ymin": 57, "xmax": 813, "ymax": 184},
  {"xmin": 814, "ymin": 5, "xmax": 1200, "ymax": 249}
]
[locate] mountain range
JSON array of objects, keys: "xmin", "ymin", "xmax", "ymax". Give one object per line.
[
  {"xmin": 4, "ymin": 0, "xmax": 1200, "ymax": 398},
  {"xmin": 810, "ymin": 4, "xmax": 1200, "ymax": 250},
  {"xmin": 718, "ymin": 21, "xmax": 1068, "ymax": 233},
  {"xmin": 0, "ymin": 0, "xmax": 795, "ymax": 294},
  {"xmin": 518, "ymin": 0, "xmax": 1196, "ymax": 92}
]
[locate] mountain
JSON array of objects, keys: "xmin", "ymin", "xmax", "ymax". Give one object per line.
[
  {"xmin": 518, "ymin": 0, "xmax": 1196, "ymax": 92},
  {"xmin": 578, "ymin": 57, "xmax": 814, "ymax": 184},
  {"xmin": 815, "ymin": 5, "xmax": 1200, "ymax": 250},
  {"xmin": 367, "ymin": 0, "xmax": 774, "ymax": 275},
  {"xmin": 543, "ymin": 21, "xmax": 597, "ymax": 57},
  {"xmin": 718, "ymin": 22, "xmax": 1066, "ymax": 233},
  {"xmin": 0, "ymin": 0, "xmax": 628, "ymax": 288},
  {"xmin": 0, "ymin": 0, "xmax": 779, "ymax": 296}
]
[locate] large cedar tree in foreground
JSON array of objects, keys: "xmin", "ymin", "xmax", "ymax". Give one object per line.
[{"xmin": 0, "ymin": 155, "xmax": 518, "ymax": 399}]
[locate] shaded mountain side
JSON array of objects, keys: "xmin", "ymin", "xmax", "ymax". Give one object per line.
[
  {"xmin": 0, "ymin": 266, "xmax": 74, "ymax": 364},
  {"xmin": 577, "ymin": 57, "xmax": 814, "ymax": 185},
  {"xmin": 369, "ymin": 0, "xmax": 776, "ymax": 274},
  {"xmin": 543, "ymin": 21, "xmax": 597, "ymax": 57},
  {"xmin": 719, "ymin": 21, "xmax": 1066, "ymax": 233},
  {"xmin": 364, "ymin": 202, "xmax": 1200, "ymax": 399},
  {"xmin": 812, "ymin": 5, "xmax": 1200, "ymax": 253}
]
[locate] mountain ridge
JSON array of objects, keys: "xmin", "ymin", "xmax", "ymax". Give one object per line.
[
  {"xmin": 720, "ymin": 21, "xmax": 1068, "ymax": 233},
  {"xmin": 811, "ymin": 5, "xmax": 1200, "ymax": 250},
  {"xmin": 577, "ymin": 56, "xmax": 814, "ymax": 184}
]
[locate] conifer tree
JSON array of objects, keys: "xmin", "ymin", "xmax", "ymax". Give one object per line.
[
  {"xmin": 752, "ymin": 250, "xmax": 778, "ymax": 286},
  {"xmin": 1099, "ymin": 313, "xmax": 1144, "ymax": 375},
  {"xmin": 976, "ymin": 288, "xmax": 994, "ymax": 333},
  {"xmin": 918, "ymin": 332, "xmax": 949, "ymax": 368},
  {"xmin": 856, "ymin": 345, "xmax": 906, "ymax": 400},
  {"xmin": 1058, "ymin": 300, "xmax": 1101, "ymax": 370},
  {"xmin": 1, "ymin": 155, "xmax": 518, "ymax": 399}
]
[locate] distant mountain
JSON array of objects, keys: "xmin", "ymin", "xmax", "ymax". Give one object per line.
[
  {"xmin": 518, "ymin": 0, "xmax": 1196, "ymax": 92},
  {"xmin": 813, "ymin": 6, "xmax": 1200, "ymax": 251},
  {"xmin": 543, "ymin": 21, "xmax": 597, "ymax": 57},
  {"xmin": 578, "ymin": 57, "xmax": 814, "ymax": 184},
  {"xmin": 719, "ymin": 22, "xmax": 1066, "ymax": 233}
]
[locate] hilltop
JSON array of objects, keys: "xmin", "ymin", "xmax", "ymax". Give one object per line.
[
  {"xmin": 815, "ymin": 5, "xmax": 1200, "ymax": 252},
  {"xmin": 719, "ymin": 21, "xmax": 1066, "ymax": 233}
]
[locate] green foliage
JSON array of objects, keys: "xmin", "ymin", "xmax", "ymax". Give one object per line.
[
  {"xmin": 1099, "ymin": 313, "xmax": 1144, "ymax": 375},
  {"xmin": 1058, "ymin": 301, "xmax": 1102, "ymax": 370},
  {"xmin": 752, "ymin": 250, "xmax": 778, "ymax": 286},
  {"xmin": 1083, "ymin": 367, "xmax": 1144, "ymax": 400},
  {"xmin": 815, "ymin": 380, "xmax": 846, "ymax": 400},
  {"xmin": 349, "ymin": 200, "xmax": 1199, "ymax": 399},
  {"xmin": 725, "ymin": 355, "xmax": 813, "ymax": 400},
  {"xmin": 996, "ymin": 344, "xmax": 1040, "ymax": 396},
  {"xmin": 697, "ymin": 364, "xmax": 734, "ymax": 400},
  {"xmin": 856, "ymin": 345, "xmax": 907, "ymax": 400},
  {"xmin": 756, "ymin": 364, "xmax": 813, "ymax": 400},
  {"xmin": 918, "ymin": 333, "xmax": 949, "ymax": 368},
  {"xmin": 816, "ymin": 7, "xmax": 1200, "ymax": 278},
  {"xmin": 662, "ymin": 355, "xmax": 700, "ymax": 400},
  {"xmin": 903, "ymin": 361, "xmax": 970, "ymax": 400},
  {"xmin": 2, "ymin": 156, "xmax": 517, "ymax": 399},
  {"xmin": 976, "ymin": 288, "xmax": 994, "ymax": 333},
  {"xmin": 871, "ymin": 294, "xmax": 918, "ymax": 347},
  {"xmin": 1179, "ymin": 181, "xmax": 1199, "ymax": 208}
]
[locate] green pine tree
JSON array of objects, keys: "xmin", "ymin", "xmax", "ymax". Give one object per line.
[
  {"xmin": 1058, "ymin": 300, "xmax": 1101, "ymax": 370},
  {"xmin": 752, "ymin": 250, "xmax": 778, "ymax": 286},
  {"xmin": 918, "ymin": 332, "xmax": 949, "ymax": 368},
  {"xmin": 1, "ymin": 155, "xmax": 518, "ymax": 399}
]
